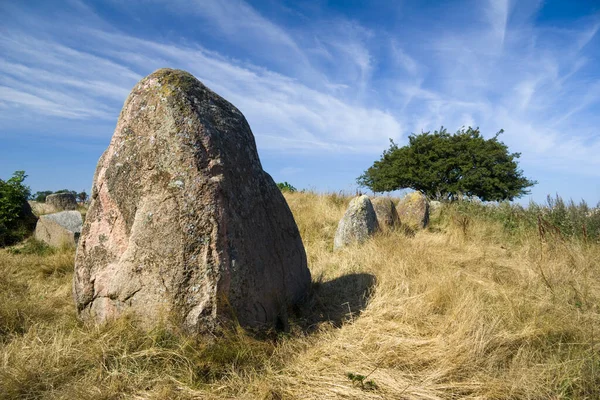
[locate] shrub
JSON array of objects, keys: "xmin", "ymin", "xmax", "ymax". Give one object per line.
[
  {"xmin": 0, "ymin": 171, "xmax": 36, "ymax": 246},
  {"xmin": 277, "ymin": 182, "xmax": 297, "ymax": 193}
]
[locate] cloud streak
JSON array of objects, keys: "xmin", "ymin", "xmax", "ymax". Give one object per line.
[
  {"xmin": 0, "ymin": 0, "xmax": 599, "ymax": 193},
  {"xmin": 0, "ymin": 5, "xmax": 403, "ymax": 152}
]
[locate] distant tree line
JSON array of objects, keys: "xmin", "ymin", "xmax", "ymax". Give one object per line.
[{"xmin": 31, "ymin": 189, "xmax": 88, "ymax": 203}]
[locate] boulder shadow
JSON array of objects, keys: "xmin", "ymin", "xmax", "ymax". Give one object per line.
[{"xmin": 291, "ymin": 272, "xmax": 377, "ymax": 333}]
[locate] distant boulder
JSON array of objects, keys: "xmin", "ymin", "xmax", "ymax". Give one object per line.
[
  {"xmin": 73, "ymin": 68, "xmax": 311, "ymax": 333},
  {"xmin": 29, "ymin": 200, "xmax": 58, "ymax": 216},
  {"xmin": 429, "ymin": 200, "xmax": 442, "ymax": 219},
  {"xmin": 397, "ymin": 192, "xmax": 429, "ymax": 229},
  {"xmin": 334, "ymin": 195, "xmax": 379, "ymax": 249},
  {"xmin": 46, "ymin": 193, "xmax": 77, "ymax": 211},
  {"xmin": 35, "ymin": 210, "xmax": 82, "ymax": 247},
  {"xmin": 371, "ymin": 197, "xmax": 400, "ymax": 230}
]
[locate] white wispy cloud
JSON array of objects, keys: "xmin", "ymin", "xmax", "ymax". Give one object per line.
[
  {"xmin": 1, "ymin": 0, "xmax": 599, "ymax": 181},
  {"xmin": 386, "ymin": 0, "xmax": 600, "ymax": 176},
  {"xmin": 390, "ymin": 40, "xmax": 419, "ymax": 76},
  {"xmin": 485, "ymin": 0, "xmax": 510, "ymax": 49},
  {"xmin": 576, "ymin": 20, "xmax": 600, "ymax": 51},
  {"xmin": 0, "ymin": 4, "xmax": 402, "ymax": 152},
  {"xmin": 279, "ymin": 167, "xmax": 304, "ymax": 176}
]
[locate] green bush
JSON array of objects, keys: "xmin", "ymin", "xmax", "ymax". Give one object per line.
[
  {"xmin": 277, "ymin": 182, "xmax": 297, "ymax": 193},
  {"xmin": 0, "ymin": 171, "xmax": 36, "ymax": 246}
]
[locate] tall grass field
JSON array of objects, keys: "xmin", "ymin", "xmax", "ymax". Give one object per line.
[{"xmin": 1, "ymin": 192, "xmax": 599, "ymax": 399}]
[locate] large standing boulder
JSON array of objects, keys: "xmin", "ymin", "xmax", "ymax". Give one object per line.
[
  {"xmin": 397, "ymin": 192, "xmax": 430, "ymax": 229},
  {"xmin": 333, "ymin": 195, "xmax": 379, "ymax": 250},
  {"xmin": 74, "ymin": 68, "xmax": 311, "ymax": 333},
  {"xmin": 371, "ymin": 197, "xmax": 400, "ymax": 230},
  {"xmin": 35, "ymin": 211, "xmax": 82, "ymax": 247},
  {"xmin": 46, "ymin": 193, "xmax": 77, "ymax": 211}
]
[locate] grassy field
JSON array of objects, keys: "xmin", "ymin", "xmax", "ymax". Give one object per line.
[{"xmin": 1, "ymin": 192, "xmax": 599, "ymax": 399}]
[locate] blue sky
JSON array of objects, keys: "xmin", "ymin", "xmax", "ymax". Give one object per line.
[{"xmin": 1, "ymin": 0, "xmax": 599, "ymax": 205}]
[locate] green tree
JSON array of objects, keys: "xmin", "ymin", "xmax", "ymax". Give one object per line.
[
  {"xmin": 0, "ymin": 171, "xmax": 36, "ymax": 246},
  {"xmin": 77, "ymin": 191, "xmax": 88, "ymax": 203},
  {"xmin": 31, "ymin": 190, "xmax": 54, "ymax": 202},
  {"xmin": 358, "ymin": 127, "xmax": 536, "ymax": 202}
]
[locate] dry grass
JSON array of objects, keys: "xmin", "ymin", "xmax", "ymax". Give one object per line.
[{"xmin": 1, "ymin": 192, "xmax": 599, "ymax": 399}]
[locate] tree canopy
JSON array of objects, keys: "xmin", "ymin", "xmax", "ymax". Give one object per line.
[
  {"xmin": 77, "ymin": 191, "xmax": 88, "ymax": 203},
  {"xmin": 357, "ymin": 127, "xmax": 537, "ymax": 202}
]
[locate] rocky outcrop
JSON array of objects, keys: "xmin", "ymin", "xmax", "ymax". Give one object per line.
[
  {"xmin": 371, "ymin": 197, "xmax": 400, "ymax": 230},
  {"xmin": 35, "ymin": 211, "xmax": 82, "ymax": 247},
  {"xmin": 396, "ymin": 192, "xmax": 430, "ymax": 229},
  {"xmin": 74, "ymin": 68, "xmax": 311, "ymax": 333},
  {"xmin": 333, "ymin": 195, "xmax": 379, "ymax": 249},
  {"xmin": 46, "ymin": 193, "xmax": 77, "ymax": 211}
]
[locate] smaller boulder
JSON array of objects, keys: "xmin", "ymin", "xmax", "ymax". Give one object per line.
[
  {"xmin": 396, "ymin": 192, "xmax": 429, "ymax": 229},
  {"xmin": 46, "ymin": 193, "xmax": 77, "ymax": 211},
  {"xmin": 371, "ymin": 197, "xmax": 400, "ymax": 229},
  {"xmin": 35, "ymin": 211, "xmax": 83, "ymax": 247},
  {"xmin": 28, "ymin": 200, "xmax": 58, "ymax": 216},
  {"xmin": 334, "ymin": 195, "xmax": 379, "ymax": 250}
]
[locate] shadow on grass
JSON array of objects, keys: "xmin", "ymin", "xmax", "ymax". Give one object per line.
[{"xmin": 291, "ymin": 273, "xmax": 377, "ymax": 333}]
